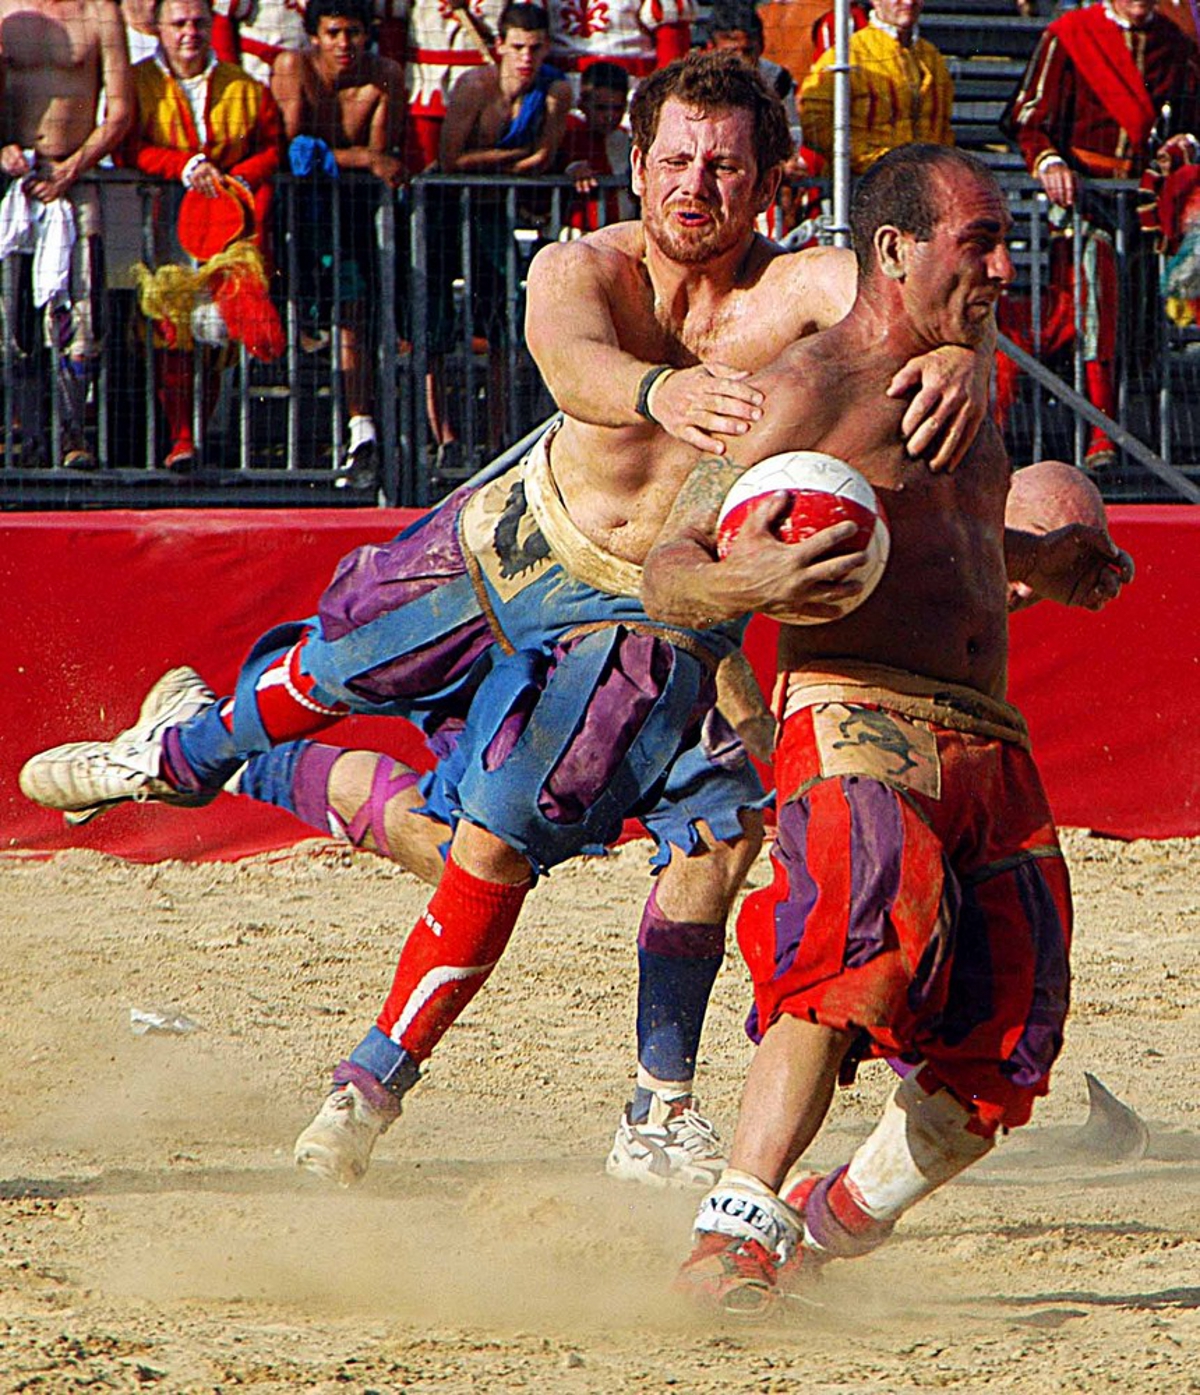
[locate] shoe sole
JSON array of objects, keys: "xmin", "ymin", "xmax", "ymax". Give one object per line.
[{"xmin": 20, "ymin": 667, "xmax": 216, "ymax": 820}]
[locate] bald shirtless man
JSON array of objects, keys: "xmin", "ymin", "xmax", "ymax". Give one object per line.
[
  {"xmin": 20, "ymin": 60, "xmax": 989, "ymax": 1194},
  {"xmin": 272, "ymin": 0, "xmax": 405, "ymax": 488},
  {"xmin": 0, "ymin": 0, "xmax": 131, "ymax": 467},
  {"xmin": 639, "ymin": 143, "xmax": 1134, "ymax": 1314},
  {"xmin": 1006, "ymin": 459, "xmax": 1119, "ymax": 611}
]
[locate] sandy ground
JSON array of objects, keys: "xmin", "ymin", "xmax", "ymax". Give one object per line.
[{"xmin": 0, "ymin": 827, "xmax": 1198, "ymax": 1394}]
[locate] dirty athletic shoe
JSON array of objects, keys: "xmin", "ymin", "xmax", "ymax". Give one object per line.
[
  {"xmin": 294, "ymin": 1067, "xmax": 403, "ymax": 1187},
  {"xmin": 18, "ymin": 666, "xmax": 218, "ymax": 826},
  {"xmin": 674, "ymin": 1231, "xmax": 781, "ymax": 1319},
  {"xmin": 605, "ymin": 1094, "xmax": 726, "ymax": 1189}
]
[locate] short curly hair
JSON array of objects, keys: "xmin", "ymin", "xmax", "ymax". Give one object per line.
[
  {"xmin": 304, "ymin": 0, "xmax": 374, "ymax": 36},
  {"xmin": 629, "ymin": 51, "xmax": 793, "ymax": 183}
]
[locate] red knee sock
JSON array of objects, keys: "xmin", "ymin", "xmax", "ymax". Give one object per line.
[{"xmin": 377, "ymin": 855, "xmax": 529, "ymax": 1062}]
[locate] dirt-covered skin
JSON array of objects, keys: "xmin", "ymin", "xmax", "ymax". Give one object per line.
[{"xmin": 0, "ymin": 830, "xmax": 1197, "ymax": 1393}]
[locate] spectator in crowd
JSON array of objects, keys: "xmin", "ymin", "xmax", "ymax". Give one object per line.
[
  {"xmin": 800, "ymin": 0, "xmax": 953, "ymax": 174},
  {"xmin": 707, "ymin": 1, "xmax": 798, "ymax": 128},
  {"xmin": 559, "ymin": 59, "xmax": 634, "ymax": 233},
  {"xmin": 122, "ymin": 0, "xmax": 244, "ymax": 62},
  {"xmin": 0, "ymin": 0, "xmax": 132, "ymax": 469},
  {"xmin": 429, "ymin": 0, "xmax": 570, "ymax": 470},
  {"xmin": 440, "ymin": 1, "xmax": 570, "ymax": 176},
  {"xmin": 272, "ymin": 0, "xmax": 404, "ymax": 489},
  {"xmin": 404, "ymin": 0, "xmax": 506, "ymax": 173},
  {"xmin": 1000, "ymin": 0, "xmax": 1200, "ymax": 471},
  {"xmin": 809, "ymin": 0, "xmax": 869, "ymax": 64},
  {"xmin": 547, "ymin": 0, "xmax": 692, "ymax": 82},
  {"xmin": 119, "ymin": 0, "xmax": 281, "ymax": 471}
]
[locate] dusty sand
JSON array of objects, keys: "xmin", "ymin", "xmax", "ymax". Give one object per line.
[{"xmin": 1, "ymin": 828, "xmax": 1198, "ymax": 1393}]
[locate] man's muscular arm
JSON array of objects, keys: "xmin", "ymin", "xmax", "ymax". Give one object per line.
[
  {"xmin": 641, "ymin": 454, "xmax": 864, "ymax": 627},
  {"xmin": 525, "ymin": 239, "xmax": 765, "ymax": 450}
]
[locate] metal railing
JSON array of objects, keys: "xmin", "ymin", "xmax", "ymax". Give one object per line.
[{"xmin": 2, "ymin": 166, "xmax": 1199, "ymax": 509}]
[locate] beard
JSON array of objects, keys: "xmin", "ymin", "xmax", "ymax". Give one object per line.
[{"xmin": 642, "ymin": 200, "xmax": 749, "ymax": 265}]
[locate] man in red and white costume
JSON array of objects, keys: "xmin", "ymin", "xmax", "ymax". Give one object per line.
[
  {"xmin": 1000, "ymin": 0, "xmax": 1200, "ymax": 471},
  {"xmin": 547, "ymin": 0, "xmax": 692, "ymax": 82},
  {"xmin": 404, "ymin": 0, "xmax": 507, "ymax": 170}
]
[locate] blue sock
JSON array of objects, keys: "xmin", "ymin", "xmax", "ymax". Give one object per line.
[{"xmin": 630, "ymin": 886, "xmax": 725, "ymax": 1123}]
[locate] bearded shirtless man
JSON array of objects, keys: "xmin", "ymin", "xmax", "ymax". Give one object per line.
[
  {"xmin": 639, "ymin": 144, "xmax": 1133, "ymax": 1314},
  {"xmin": 273, "ymin": 0, "xmax": 405, "ymax": 488},
  {"xmin": 20, "ymin": 59, "xmax": 991, "ymax": 1195},
  {"xmin": 0, "ymin": 0, "xmax": 131, "ymax": 467}
]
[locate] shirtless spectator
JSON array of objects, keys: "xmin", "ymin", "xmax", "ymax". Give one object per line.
[
  {"xmin": 273, "ymin": 0, "xmax": 404, "ymax": 489},
  {"xmin": 0, "ymin": 0, "xmax": 132, "ymax": 469},
  {"xmin": 430, "ymin": 1, "xmax": 570, "ymax": 469},
  {"xmin": 640, "ymin": 144, "xmax": 1132, "ymax": 1315},
  {"xmin": 118, "ymin": 0, "xmax": 280, "ymax": 471}
]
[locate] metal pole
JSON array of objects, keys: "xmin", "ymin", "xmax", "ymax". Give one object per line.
[
  {"xmin": 377, "ymin": 184, "xmax": 400, "ymax": 505},
  {"xmin": 831, "ymin": 0, "xmax": 852, "ymax": 248}
]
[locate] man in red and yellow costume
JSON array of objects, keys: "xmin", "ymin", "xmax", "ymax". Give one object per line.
[
  {"xmin": 1001, "ymin": 0, "xmax": 1200, "ymax": 470},
  {"xmin": 120, "ymin": 0, "xmax": 281, "ymax": 470}
]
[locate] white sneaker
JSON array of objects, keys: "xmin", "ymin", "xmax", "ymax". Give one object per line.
[
  {"xmin": 19, "ymin": 667, "xmax": 218, "ymax": 826},
  {"xmin": 605, "ymin": 1095, "xmax": 726, "ymax": 1190},
  {"xmin": 294, "ymin": 1081, "xmax": 398, "ymax": 1187}
]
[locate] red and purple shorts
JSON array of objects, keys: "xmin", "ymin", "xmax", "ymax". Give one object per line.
[{"xmin": 738, "ymin": 681, "xmax": 1072, "ymax": 1131}]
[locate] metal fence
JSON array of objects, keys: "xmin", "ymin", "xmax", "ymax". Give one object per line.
[{"xmin": 2, "ymin": 165, "xmax": 1198, "ymax": 509}]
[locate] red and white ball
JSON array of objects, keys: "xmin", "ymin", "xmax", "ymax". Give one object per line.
[{"xmin": 715, "ymin": 451, "xmax": 890, "ymax": 625}]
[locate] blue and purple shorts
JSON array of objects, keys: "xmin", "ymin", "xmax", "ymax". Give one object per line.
[{"xmin": 243, "ymin": 457, "xmax": 768, "ymax": 870}]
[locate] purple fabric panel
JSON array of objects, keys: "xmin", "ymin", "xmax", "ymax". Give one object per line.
[
  {"xmin": 637, "ymin": 882, "xmax": 726, "ymax": 959},
  {"xmin": 479, "ymin": 630, "xmax": 677, "ymax": 826},
  {"xmin": 290, "ymin": 743, "xmax": 342, "ymax": 831},
  {"xmin": 844, "ymin": 778, "xmax": 904, "ymax": 970},
  {"xmin": 907, "ymin": 856, "xmax": 959, "ymax": 1014},
  {"xmin": 1006, "ymin": 857, "xmax": 1070, "ymax": 1087},
  {"xmin": 934, "ymin": 885, "xmax": 994, "ymax": 1049},
  {"xmin": 318, "ymin": 495, "xmax": 468, "ymax": 641},
  {"xmin": 772, "ymin": 796, "xmax": 819, "ymax": 981},
  {"xmin": 541, "ymin": 631, "xmax": 673, "ymax": 824}
]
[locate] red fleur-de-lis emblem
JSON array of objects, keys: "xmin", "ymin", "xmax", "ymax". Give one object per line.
[{"xmin": 558, "ymin": 0, "xmax": 610, "ymax": 37}]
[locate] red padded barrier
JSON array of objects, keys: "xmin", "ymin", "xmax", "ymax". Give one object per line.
[{"xmin": 1, "ymin": 504, "xmax": 1196, "ymax": 861}]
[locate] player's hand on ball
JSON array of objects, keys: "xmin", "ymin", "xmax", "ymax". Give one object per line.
[
  {"xmin": 1026, "ymin": 524, "xmax": 1135, "ymax": 610},
  {"xmin": 723, "ymin": 493, "xmax": 868, "ymax": 623},
  {"xmin": 652, "ymin": 363, "xmax": 764, "ymax": 453}
]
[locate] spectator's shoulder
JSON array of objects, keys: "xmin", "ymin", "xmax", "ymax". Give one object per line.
[{"xmin": 365, "ymin": 51, "xmax": 406, "ymax": 86}]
